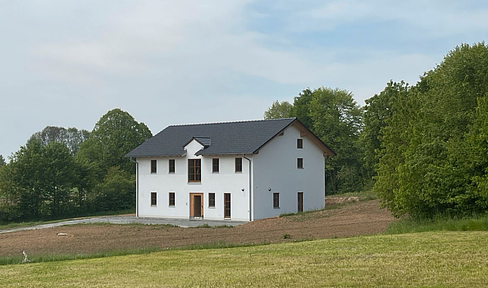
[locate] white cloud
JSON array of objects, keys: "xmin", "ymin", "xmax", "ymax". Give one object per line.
[
  {"xmin": 293, "ymin": 0, "xmax": 488, "ymax": 37},
  {"xmin": 1, "ymin": 0, "xmax": 487, "ymax": 158}
]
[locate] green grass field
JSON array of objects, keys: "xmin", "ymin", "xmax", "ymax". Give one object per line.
[{"xmin": 1, "ymin": 231, "xmax": 487, "ymax": 287}]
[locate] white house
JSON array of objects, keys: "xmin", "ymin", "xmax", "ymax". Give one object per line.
[{"xmin": 125, "ymin": 118, "xmax": 335, "ymax": 221}]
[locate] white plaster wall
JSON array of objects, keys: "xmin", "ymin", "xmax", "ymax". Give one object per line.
[
  {"xmin": 137, "ymin": 139, "xmax": 251, "ymax": 221},
  {"xmin": 252, "ymin": 124, "xmax": 325, "ymax": 220}
]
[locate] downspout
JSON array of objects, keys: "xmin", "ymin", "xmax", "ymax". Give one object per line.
[
  {"xmin": 129, "ymin": 157, "xmax": 139, "ymax": 217},
  {"xmin": 243, "ymin": 155, "xmax": 252, "ymax": 222}
]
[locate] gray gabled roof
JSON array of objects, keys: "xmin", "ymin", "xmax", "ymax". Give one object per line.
[{"xmin": 125, "ymin": 118, "xmax": 335, "ymax": 158}]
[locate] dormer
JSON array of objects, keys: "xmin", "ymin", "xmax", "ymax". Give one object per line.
[{"xmin": 183, "ymin": 137, "xmax": 211, "ymax": 157}]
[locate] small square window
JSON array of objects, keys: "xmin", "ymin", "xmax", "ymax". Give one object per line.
[
  {"xmin": 273, "ymin": 193, "xmax": 280, "ymax": 208},
  {"xmin": 209, "ymin": 193, "xmax": 215, "ymax": 207},
  {"xmin": 212, "ymin": 158, "xmax": 219, "ymax": 173},
  {"xmin": 235, "ymin": 158, "xmax": 242, "ymax": 172},
  {"xmin": 297, "ymin": 158, "xmax": 304, "ymax": 169},
  {"xmin": 151, "ymin": 192, "xmax": 157, "ymax": 206},
  {"xmin": 297, "ymin": 139, "xmax": 303, "ymax": 149},
  {"xmin": 151, "ymin": 160, "xmax": 157, "ymax": 174},
  {"xmin": 169, "ymin": 159, "xmax": 175, "ymax": 173},
  {"xmin": 169, "ymin": 192, "xmax": 175, "ymax": 206}
]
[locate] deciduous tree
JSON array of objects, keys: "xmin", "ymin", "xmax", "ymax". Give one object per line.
[
  {"xmin": 264, "ymin": 100, "xmax": 293, "ymax": 119},
  {"xmin": 77, "ymin": 108, "xmax": 152, "ymax": 179}
]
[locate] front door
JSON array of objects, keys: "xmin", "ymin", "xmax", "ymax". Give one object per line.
[
  {"xmin": 190, "ymin": 193, "xmax": 204, "ymax": 218},
  {"xmin": 298, "ymin": 192, "xmax": 303, "ymax": 213},
  {"xmin": 224, "ymin": 193, "xmax": 231, "ymax": 219}
]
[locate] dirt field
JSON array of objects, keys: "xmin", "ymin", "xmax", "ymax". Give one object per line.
[{"xmin": 0, "ymin": 199, "xmax": 395, "ymax": 258}]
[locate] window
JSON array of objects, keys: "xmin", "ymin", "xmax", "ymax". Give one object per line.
[
  {"xmin": 169, "ymin": 192, "xmax": 175, "ymax": 206},
  {"xmin": 212, "ymin": 158, "xmax": 219, "ymax": 173},
  {"xmin": 151, "ymin": 160, "xmax": 157, "ymax": 174},
  {"xmin": 169, "ymin": 159, "xmax": 175, "ymax": 173},
  {"xmin": 297, "ymin": 138, "xmax": 303, "ymax": 149},
  {"xmin": 235, "ymin": 157, "xmax": 242, "ymax": 172},
  {"xmin": 298, "ymin": 192, "xmax": 303, "ymax": 212},
  {"xmin": 273, "ymin": 193, "xmax": 280, "ymax": 208},
  {"xmin": 297, "ymin": 158, "xmax": 304, "ymax": 169},
  {"xmin": 151, "ymin": 192, "xmax": 157, "ymax": 206},
  {"xmin": 224, "ymin": 193, "xmax": 231, "ymax": 218},
  {"xmin": 188, "ymin": 159, "xmax": 201, "ymax": 182},
  {"xmin": 209, "ymin": 193, "xmax": 215, "ymax": 207}
]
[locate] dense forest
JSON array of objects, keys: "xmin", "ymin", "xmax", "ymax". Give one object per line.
[
  {"xmin": 0, "ymin": 42, "xmax": 487, "ymax": 222},
  {"xmin": 264, "ymin": 42, "xmax": 488, "ymax": 219}
]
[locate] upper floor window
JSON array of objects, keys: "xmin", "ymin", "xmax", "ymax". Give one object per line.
[
  {"xmin": 212, "ymin": 158, "xmax": 219, "ymax": 173},
  {"xmin": 169, "ymin": 159, "xmax": 175, "ymax": 173},
  {"xmin": 151, "ymin": 192, "xmax": 157, "ymax": 206},
  {"xmin": 151, "ymin": 160, "xmax": 157, "ymax": 174},
  {"xmin": 297, "ymin": 158, "xmax": 304, "ymax": 169},
  {"xmin": 297, "ymin": 139, "xmax": 303, "ymax": 149},
  {"xmin": 188, "ymin": 159, "xmax": 201, "ymax": 182},
  {"xmin": 235, "ymin": 158, "xmax": 242, "ymax": 172}
]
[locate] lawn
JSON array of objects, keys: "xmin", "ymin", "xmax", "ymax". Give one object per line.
[{"xmin": 1, "ymin": 231, "xmax": 487, "ymax": 287}]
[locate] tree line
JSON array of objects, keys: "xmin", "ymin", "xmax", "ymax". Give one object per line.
[
  {"xmin": 265, "ymin": 42, "xmax": 488, "ymax": 219},
  {"xmin": 0, "ymin": 109, "xmax": 151, "ymax": 222}
]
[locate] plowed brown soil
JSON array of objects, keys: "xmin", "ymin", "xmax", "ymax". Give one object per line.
[{"xmin": 0, "ymin": 199, "xmax": 395, "ymax": 257}]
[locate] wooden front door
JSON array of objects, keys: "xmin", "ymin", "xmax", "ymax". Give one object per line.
[
  {"xmin": 224, "ymin": 193, "xmax": 231, "ymax": 219},
  {"xmin": 298, "ymin": 192, "xmax": 303, "ymax": 213},
  {"xmin": 190, "ymin": 193, "xmax": 204, "ymax": 218}
]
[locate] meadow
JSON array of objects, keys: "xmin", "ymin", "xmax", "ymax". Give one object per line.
[{"xmin": 1, "ymin": 231, "xmax": 487, "ymax": 287}]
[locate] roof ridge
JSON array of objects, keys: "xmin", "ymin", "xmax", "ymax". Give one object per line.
[{"xmin": 167, "ymin": 117, "xmax": 296, "ymax": 128}]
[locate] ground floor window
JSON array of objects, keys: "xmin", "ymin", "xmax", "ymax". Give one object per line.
[
  {"xmin": 209, "ymin": 193, "xmax": 215, "ymax": 207},
  {"xmin": 151, "ymin": 192, "xmax": 157, "ymax": 206},
  {"xmin": 169, "ymin": 192, "xmax": 175, "ymax": 206},
  {"xmin": 224, "ymin": 193, "xmax": 231, "ymax": 218},
  {"xmin": 298, "ymin": 192, "xmax": 303, "ymax": 212},
  {"xmin": 273, "ymin": 192, "xmax": 280, "ymax": 208}
]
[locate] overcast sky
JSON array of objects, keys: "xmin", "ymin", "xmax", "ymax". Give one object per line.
[{"xmin": 1, "ymin": 0, "xmax": 487, "ymax": 158}]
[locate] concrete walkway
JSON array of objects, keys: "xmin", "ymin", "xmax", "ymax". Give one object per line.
[{"xmin": 0, "ymin": 216, "xmax": 247, "ymax": 234}]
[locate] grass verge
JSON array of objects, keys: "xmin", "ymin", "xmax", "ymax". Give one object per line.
[
  {"xmin": 1, "ymin": 231, "xmax": 487, "ymax": 287},
  {"xmin": 386, "ymin": 214, "xmax": 488, "ymax": 234},
  {"xmin": 0, "ymin": 241, "xmax": 274, "ymax": 266}
]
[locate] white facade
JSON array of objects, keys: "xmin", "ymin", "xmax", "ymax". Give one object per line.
[{"xmin": 136, "ymin": 123, "xmax": 326, "ymax": 221}]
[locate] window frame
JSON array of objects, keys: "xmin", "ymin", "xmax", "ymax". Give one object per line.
[
  {"xmin": 169, "ymin": 192, "xmax": 175, "ymax": 207},
  {"xmin": 297, "ymin": 158, "xmax": 304, "ymax": 169},
  {"xmin": 188, "ymin": 159, "xmax": 202, "ymax": 182},
  {"xmin": 169, "ymin": 159, "xmax": 175, "ymax": 173},
  {"xmin": 297, "ymin": 138, "xmax": 303, "ymax": 149},
  {"xmin": 212, "ymin": 158, "xmax": 219, "ymax": 173},
  {"xmin": 151, "ymin": 159, "xmax": 157, "ymax": 174},
  {"xmin": 209, "ymin": 192, "xmax": 215, "ymax": 208},
  {"xmin": 273, "ymin": 192, "xmax": 280, "ymax": 209},
  {"xmin": 150, "ymin": 192, "xmax": 157, "ymax": 206},
  {"xmin": 235, "ymin": 157, "xmax": 242, "ymax": 173}
]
